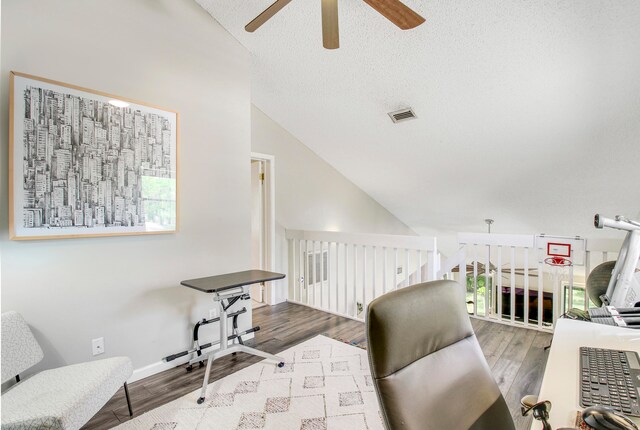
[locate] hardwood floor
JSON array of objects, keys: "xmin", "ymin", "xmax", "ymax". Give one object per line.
[{"xmin": 84, "ymin": 302, "xmax": 552, "ymax": 430}]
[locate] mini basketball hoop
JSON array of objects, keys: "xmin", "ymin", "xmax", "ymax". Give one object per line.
[{"xmin": 545, "ymin": 242, "xmax": 573, "ymax": 267}]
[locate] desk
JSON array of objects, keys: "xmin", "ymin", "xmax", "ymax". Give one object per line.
[
  {"xmin": 181, "ymin": 270, "xmax": 286, "ymax": 404},
  {"xmin": 533, "ymin": 319, "xmax": 640, "ymax": 429},
  {"xmin": 181, "ymin": 270, "xmax": 285, "ymax": 293}
]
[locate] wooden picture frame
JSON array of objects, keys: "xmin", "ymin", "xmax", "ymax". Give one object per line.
[{"xmin": 9, "ymin": 72, "xmax": 179, "ymax": 240}]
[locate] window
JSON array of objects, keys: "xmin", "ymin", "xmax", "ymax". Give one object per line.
[
  {"xmin": 563, "ymin": 284, "xmax": 588, "ymax": 313},
  {"xmin": 141, "ymin": 176, "xmax": 176, "ymax": 229},
  {"xmin": 466, "ymin": 275, "xmax": 492, "ymax": 315}
]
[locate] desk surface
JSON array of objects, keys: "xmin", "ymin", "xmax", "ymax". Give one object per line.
[
  {"xmin": 181, "ymin": 270, "xmax": 285, "ymax": 293},
  {"xmin": 533, "ymin": 319, "xmax": 640, "ymax": 429}
]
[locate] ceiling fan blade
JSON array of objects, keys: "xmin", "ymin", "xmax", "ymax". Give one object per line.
[
  {"xmin": 245, "ymin": 0, "xmax": 294, "ymax": 32},
  {"xmin": 321, "ymin": 0, "xmax": 339, "ymax": 49},
  {"xmin": 362, "ymin": 0, "xmax": 425, "ymax": 30}
]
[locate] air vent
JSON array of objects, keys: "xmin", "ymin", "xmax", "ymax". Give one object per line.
[{"xmin": 388, "ymin": 108, "xmax": 417, "ymax": 123}]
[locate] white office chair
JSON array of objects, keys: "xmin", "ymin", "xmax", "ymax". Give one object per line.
[{"xmin": 1, "ymin": 311, "xmax": 134, "ymax": 430}]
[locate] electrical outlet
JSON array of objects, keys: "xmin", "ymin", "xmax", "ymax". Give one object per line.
[
  {"xmin": 92, "ymin": 337, "xmax": 104, "ymax": 356},
  {"xmin": 397, "ymin": 267, "xmax": 403, "ymax": 275},
  {"xmin": 209, "ymin": 308, "xmax": 218, "ymax": 319}
]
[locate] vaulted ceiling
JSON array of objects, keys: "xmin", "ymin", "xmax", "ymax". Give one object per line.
[{"xmin": 197, "ymin": 0, "xmax": 640, "ymax": 239}]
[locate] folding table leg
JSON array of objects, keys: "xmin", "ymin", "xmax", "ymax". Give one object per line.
[{"xmin": 197, "ymin": 354, "xmax": 215, "ymax": 404}]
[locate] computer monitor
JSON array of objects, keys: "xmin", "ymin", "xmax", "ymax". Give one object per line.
[{"xmin": 594, "ymin": 214, "xmax": 640, "ymax": 308}]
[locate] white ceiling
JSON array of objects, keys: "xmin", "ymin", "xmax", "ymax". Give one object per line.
[{"xmin": 197, "ymin": 0, "xmax": 640, "ymax": 239}]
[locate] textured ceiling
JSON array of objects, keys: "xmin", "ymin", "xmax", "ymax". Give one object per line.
[{"xmin": 197, "ymin": 0, "xmax": 640, "ymax": 239}]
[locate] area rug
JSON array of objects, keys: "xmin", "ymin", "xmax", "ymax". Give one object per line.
[{"xmin": 115, "ymin": 336, "xmax": 383, "ymax": 430}]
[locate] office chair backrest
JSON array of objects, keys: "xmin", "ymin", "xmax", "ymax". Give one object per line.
[
  {"xmin": 1, "ymin": 311, "xmax": 44, "ymax": 384},
  {"xmin": 366, "ymin": 280, "xmax": 515, "ymax": 430}
]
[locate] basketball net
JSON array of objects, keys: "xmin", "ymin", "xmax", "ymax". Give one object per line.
[{"xmin": 544, "ymin": 256, "xmax": 574, "ymax": 321}]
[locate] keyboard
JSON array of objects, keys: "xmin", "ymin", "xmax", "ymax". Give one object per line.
[{"xmin": 580, "ymin": 347, "xmax": 640, "ymax": 417}]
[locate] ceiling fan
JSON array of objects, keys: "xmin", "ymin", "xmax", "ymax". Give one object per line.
[{"xmin": 245, "ymin": 0, "xmax": 426, "ymax": 49}]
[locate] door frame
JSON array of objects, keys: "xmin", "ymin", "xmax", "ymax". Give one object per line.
[{"xmin": 251, "ymin": 152, "xmax": 276, "ymax": 304}]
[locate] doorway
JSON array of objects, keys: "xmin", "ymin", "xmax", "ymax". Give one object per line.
[{"xmin": 250, "ymin": 153, "xmax": 275, "ymax": 307}]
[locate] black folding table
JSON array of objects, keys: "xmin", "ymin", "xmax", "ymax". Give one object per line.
[{"xmin": 180, "ymin": 270, "xmax": 286, "ymax": 404}]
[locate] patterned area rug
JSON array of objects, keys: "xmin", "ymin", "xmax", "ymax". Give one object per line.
[{"xmin": 115, "ymin": 336, "xmax": 383, "ymax": 430}]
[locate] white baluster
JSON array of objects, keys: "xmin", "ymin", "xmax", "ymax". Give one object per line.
[
  {"xmin": 362, "ymin": 245, "xmax": 367, "ymax": 314},
  {"xmin": 473, "ymin": 245, "xmax": 478, "ymax": 316},
  {"xmin": 344, "ymin": 243, "xmax": 348, "ymax": 315},
  {"xmin": 353, "ymin": 244, "xmax": 358, "ymax": 317},
  {"xmin": 308, "ymin": 240, "xmax": 312, "ymax": 306},
  {"xmin": 312, "ymin": 241, "xmax": 317, "ymax": 307},
  {"xmin": 328, "ymin": 242, "xmax": 332, "ymax": 312},
  {"xmin": 538, "ymin": 252, "xmax": 544, "ymax": 329},
  {"xmin": 485, "ymin": 245, "xmax": 490, "ymax": 317},
  {"xmin": 394, "ymin": 248, "xmax": 398, "ymax": 290},
  {"xmin": 510, "ymin": 246, "xmax": 516, "ymax": 323},
  {"xmin": 383, "ymin": 247, "xmax": 388, "ymax": 294},
  {"xmin": 372, "ymin": 246, "xmax": 377, "ymax": 299},
  {"xmin": 405, "ymin": 248, "xmax": 410, "ymax": 288},
  {"xmin": 497, "ymin": 246, "xmax": 503, "ymax": 322},
  {"xmin": 320, "ymin": 241, "xmax": 324, "ymax": 310},
  {"xmin": 524, "ymin": 248, "xmax": 529, "ymax": 324}
]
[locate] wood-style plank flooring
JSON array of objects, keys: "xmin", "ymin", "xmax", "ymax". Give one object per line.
[{"xmin": 84, "ymin": 302, "xmax": 552, "ymax": 430}]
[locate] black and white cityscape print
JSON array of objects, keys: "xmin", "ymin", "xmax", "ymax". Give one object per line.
[{"xmin": 20, "ymin": 84, "xmax": 176, "ymax": 232}]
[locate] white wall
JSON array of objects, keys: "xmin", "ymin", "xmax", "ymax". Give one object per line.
[
  {"xmin": 251, "ymin": 105, "xmax": 415, "ymax": 303},
  {"xmin": 251, "ymin": 106, "xmax": 414, "ymax": 236},
  {"xmin": 1, "ymin": 0, "xmax": 252, "ymax": 379}
]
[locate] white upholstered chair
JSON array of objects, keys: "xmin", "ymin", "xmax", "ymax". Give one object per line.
[{"xmin": 1, "ymin": 311, "xmax": 134, "ymax": 430}]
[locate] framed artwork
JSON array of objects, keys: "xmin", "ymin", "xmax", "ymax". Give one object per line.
[{"xmin": 9, "ymin": 72, "xmax": 179, "ymax": 240}]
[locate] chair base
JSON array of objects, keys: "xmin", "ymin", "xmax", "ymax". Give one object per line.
[{"xmin": 195, "ymin": 344, "xmax": 284, "ymax": 404}]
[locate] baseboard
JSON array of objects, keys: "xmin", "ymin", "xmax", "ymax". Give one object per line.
[
  {"xmin": 287, "ymin": 299, "xmax": 365, "ymax": 323},
  {"xmin": 129, "ymin": 332, "xmax": 255, "ymax": 383},
  {"xmin": 130, "ymin": 354, "xmax": 191, "ymax": 383}
]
